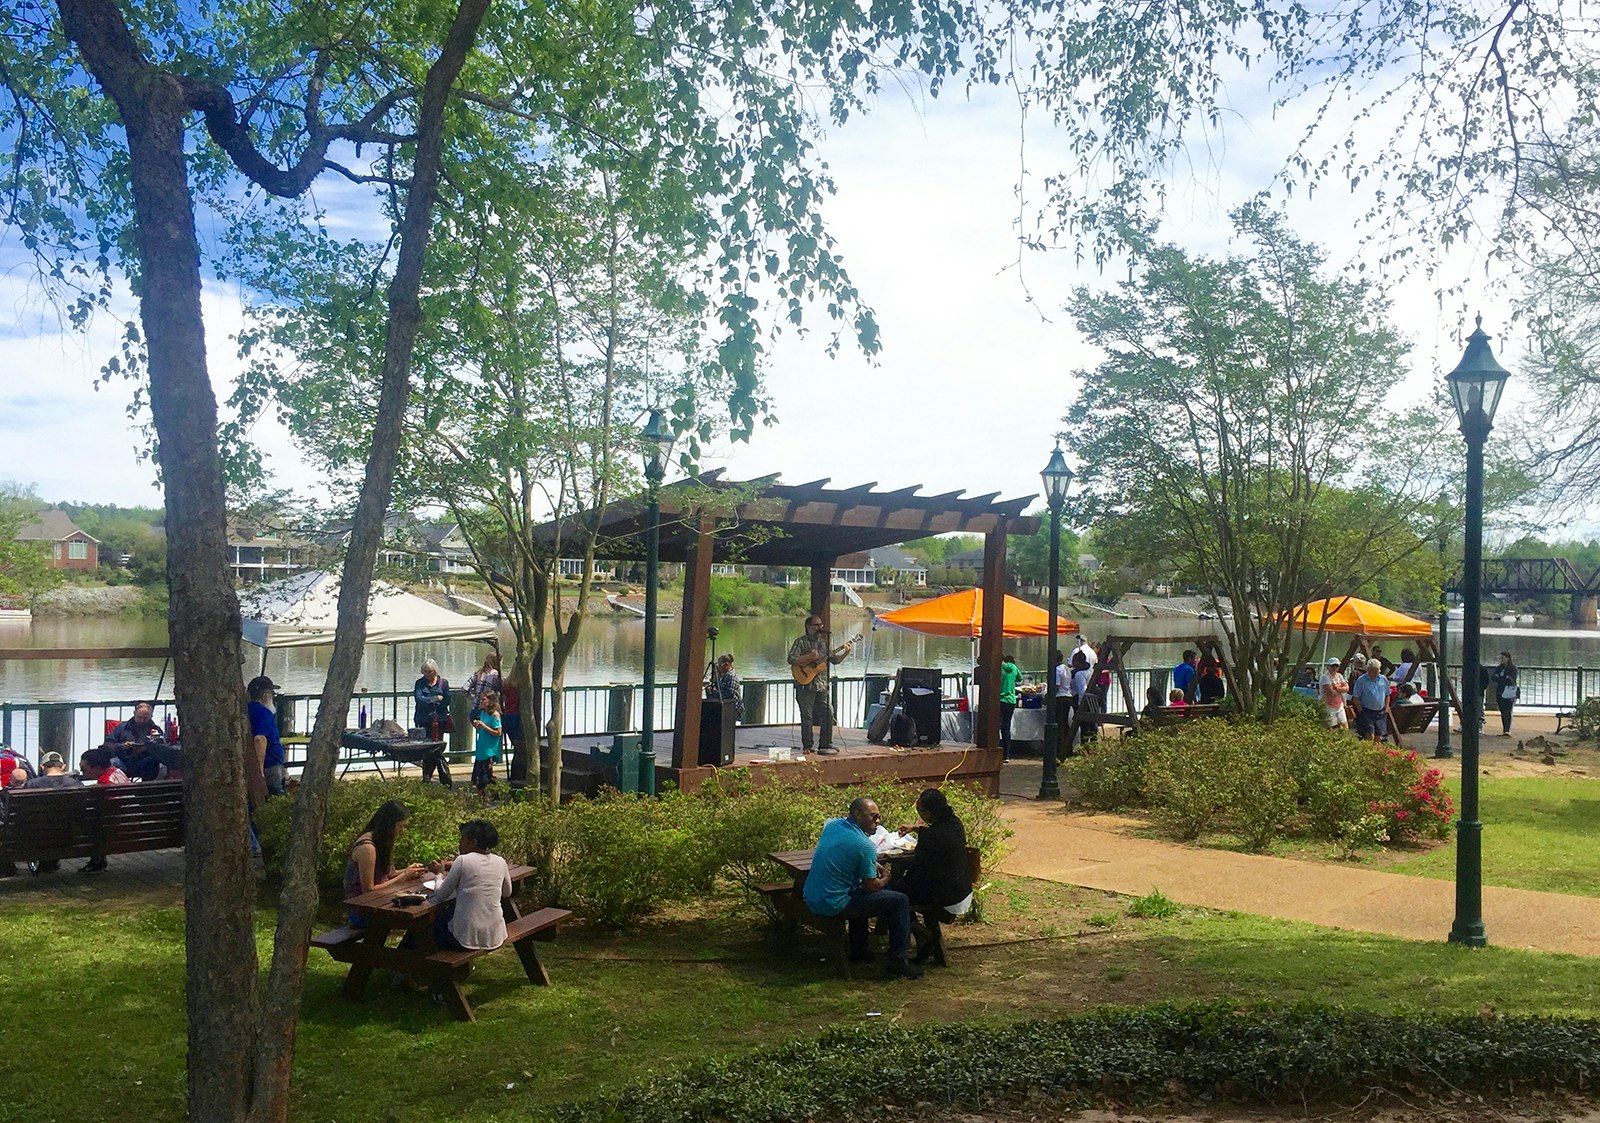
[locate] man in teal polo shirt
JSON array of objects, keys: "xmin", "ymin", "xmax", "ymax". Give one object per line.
[{"xmin": 803, "ymin": 797, "xmax": 922, "ymax": 979}]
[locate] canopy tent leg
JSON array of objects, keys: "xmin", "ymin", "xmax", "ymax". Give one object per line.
[{"xmin": 259, "ymin": 647, "xmax": 268, "ymax": 676}]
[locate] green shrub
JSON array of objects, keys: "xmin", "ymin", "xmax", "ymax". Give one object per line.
[
  {"xmin": 1143, "ymin": 725, "xmax": 1238, "ymax": 839},
  {"xmin": 561, "ymin": 789, "xmax": 716, "ymax": 926},
  {"xmin": 1228, "ymin": 753, "xmax": 1300, "ymax": 852},
  {"xmin": 547, "ymin": 1003, "xmax": 1600, "ymax": 1123},
  {"xmin": 1065, "ymin": 733, "xmax": 1158, "ymax": 810},
  {"xmin": 258, "ymin": 770, "xmax": 1011, "ymax": 928},
  {"xmin": 1573, "ymin": 697, "xmax": 1600, "ymax": 740}
]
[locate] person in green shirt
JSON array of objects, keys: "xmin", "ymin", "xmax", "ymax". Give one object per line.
[{"xmin": 999, "ymin": 652, "xmax": 1020, "ymax": 762}]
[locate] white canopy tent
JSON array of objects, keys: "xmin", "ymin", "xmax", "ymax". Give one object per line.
[{"xmin": 240, "ymin": 571, "xmax": 498, "ymax": 704}]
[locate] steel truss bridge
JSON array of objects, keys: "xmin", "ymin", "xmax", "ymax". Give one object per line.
[{"xmin": 1444, "ymin": 557, "xmax": 1600, "ymax": 596}]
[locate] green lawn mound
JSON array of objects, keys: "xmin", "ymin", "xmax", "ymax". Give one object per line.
[{"xmin": 553, "ymin": 1003, "xmax": 1600, "ymax": 1123}]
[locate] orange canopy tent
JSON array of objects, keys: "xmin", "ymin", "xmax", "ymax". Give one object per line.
[
  {"xmin": 1278, "ymin": 596, "xmax": 1433, "ymax": 637},
  {"xmin": 874, "ymin": 588, "xmax": 1078, "ymax": 638}
]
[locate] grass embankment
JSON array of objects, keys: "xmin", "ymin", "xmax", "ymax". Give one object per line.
[{"xmin": 6, "ymin": 874, "xmax": 1600, "ymax": 1123}]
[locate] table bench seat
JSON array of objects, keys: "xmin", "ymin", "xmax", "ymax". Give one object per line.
[
  {"xmin": 0, "ymin": 781, "xmax": 184, "ymax": 872},
  {"xmin": 311, "ymin": 896, "xmax": 570, "ymax": 1021},
  {"xmin": 1391, "ymin": 702, "xmax": 1441, "ymax": 735}
]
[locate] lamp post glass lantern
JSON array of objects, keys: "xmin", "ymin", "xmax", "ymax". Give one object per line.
[
  {"xmin": 639, "ymin": 408, "xmax": 675, "ymax": 794},
  {"xmin": 1038, "ymin": 444, "xmax": 1073, "ymax": 801},
  {"xmin": 1445, "ymin": 316, "xmax": 1509, "ymax": 949}
]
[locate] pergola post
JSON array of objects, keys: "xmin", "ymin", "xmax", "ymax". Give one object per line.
[
  {"xmin": 671, "ymin": 512, "xmax": 716, "ymax": 769},
  {"xmin": 975, "ymin": 524, "xmax": 1008, "ymax": 751},
  {"xmin": 809, "ymin": 558, "xmax": 833, "ymax": 632}
]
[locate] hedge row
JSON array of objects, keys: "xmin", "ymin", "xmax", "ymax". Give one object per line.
[
  {"xmin": 1067, "ymin": 717, "xmax": 1454, "ymax": 852},
  {"xmin": 547, "ymin": 1002, "xmax": 1600, "ymax": 1122},
  {"xmin": 255, "ymin": 770, "xmax": 1011, "ymax": 926}
]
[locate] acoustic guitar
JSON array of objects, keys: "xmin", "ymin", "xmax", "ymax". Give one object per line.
[{"xmin": 790, "ymin": 633, "xmax": 863, "ymax": 687}]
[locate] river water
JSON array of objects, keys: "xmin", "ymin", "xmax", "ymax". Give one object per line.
[{"xmin": 3, "ymin": 611, "xmax": 1598, "ymax": 704}]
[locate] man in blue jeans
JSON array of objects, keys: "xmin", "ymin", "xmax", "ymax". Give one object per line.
[{"xmin": 802, "ymin": 797, "xmax": 922, "ymax": 979}]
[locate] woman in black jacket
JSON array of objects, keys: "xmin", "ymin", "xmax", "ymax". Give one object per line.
[
  {"xmin": 1490, "ymin": 651, "xmax": 1519, "ymax": 736},
  {"xmin": 892, "ymin": 788, "xmax": 973, "ymax": 963}
]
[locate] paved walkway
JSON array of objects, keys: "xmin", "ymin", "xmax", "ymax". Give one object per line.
[{"xmin": 995, "ymin": 758, "xmax": 1600, "ymax": 957}]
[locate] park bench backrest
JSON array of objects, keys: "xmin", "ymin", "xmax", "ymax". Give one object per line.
[{"xmin": 0, "ymin": 780, "xmax": 185, "ymax": 862}]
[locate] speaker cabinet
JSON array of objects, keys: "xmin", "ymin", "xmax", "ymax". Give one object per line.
[
  {"xmin": 898, "ymin": 667, "xmax": 942, "ymax": 745},
  {"xmin": 698, "ymin": 699, "xmax": 738, "ymax": 766}
]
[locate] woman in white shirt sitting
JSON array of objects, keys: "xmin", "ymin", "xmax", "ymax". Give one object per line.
[{"xmin": 426, "ymin": 819, "xmax": 512, "ymax": 951}]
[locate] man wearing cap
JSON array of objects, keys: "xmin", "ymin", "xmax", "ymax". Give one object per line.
[
  {"xmin": 1349, "ymin": 658, "xmax": 1392, "ymax": 741},
  {"xmin": 1318, "ymin": 659, "xmax": 1350, "ymax": 729},
  {"xmin": 24, "ymin": 751, "xmax": 78, "ymax": 790},
  {"xmin": 248, "ymin": 676, "xmax": 288, "ymax": 800}
]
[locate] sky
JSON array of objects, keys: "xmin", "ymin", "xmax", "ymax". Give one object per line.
[{"xmin": 0, "ymin": 71, "xmax": 1580, "ymax": 533}]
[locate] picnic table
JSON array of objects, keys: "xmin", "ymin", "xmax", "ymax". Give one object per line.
[
  {"xmin": 311, "ymin": 865, "xmax": 570, "ymax": 1022},
  {"xmin": 763, "ymin": 844, "xmax": 980, "ymax": 972}
]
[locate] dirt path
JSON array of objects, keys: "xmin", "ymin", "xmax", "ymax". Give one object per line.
[{"xmin": 996, "ymin": 745, "xmax": 1600, "ymax": 957}]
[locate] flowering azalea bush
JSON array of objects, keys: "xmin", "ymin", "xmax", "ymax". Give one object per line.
[
  {"xmin": 1366, "ymin": 748, "xmax": 1454, "ymax": 841},
  {"xmin": 1068, "ymin": 717, "xmax": 1456, "ymax": 852}
]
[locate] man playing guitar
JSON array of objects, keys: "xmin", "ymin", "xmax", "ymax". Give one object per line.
[{"xmin": 787, "ymin": 614, "xmax": 855, "ymax": 754}]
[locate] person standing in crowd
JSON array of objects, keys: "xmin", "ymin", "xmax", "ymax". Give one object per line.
[
  {"xmin": 1350, "ymin": 658, "xmax": 1392, "ymax": 742},
  {"xmin": 997, "ymin": 652, "xmax": 1020, "ymax": 762},
  {"xmin": 464, "ymin": 651, "xmax": 502, "ymax": 719},
  {"xmin": 787, "ymin": 614, "xmax": 852, "ymax": 755},
  {"xmin": 1195, "ymin": 656, "xmax": 1226, "ymax": 705},
  {"xmin": 1319, "ymin": 658, "xmax": 1350, "ymax": 729},
  {"xmin": 1051, "ymin": 648, "xmax": 1073, "ymax": 736},
  {"xmin": 1491, "ymin": 650, "xmax": 1519, "ymax": 737},
  {"xmin": 246, "ymin": 675, "xmax": 288, "ymax": 800},
  {"xmin": 470, "ymin": 691, "xmax": 503, "ymax": 801},
  {"xmin": 413, "ymin": 658, "xmax": 453, "ymax": 786},
  {"xmin": 1171, "ymin": 649, "xmax": 1198, "ymax": 702}
]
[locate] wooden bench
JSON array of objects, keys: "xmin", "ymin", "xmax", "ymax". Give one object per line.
[
  {"xmin": 1391, "ymin": 701, "xmax": 1441, "ymax": 736},
  {"xmin": 311, "ymin": 904, "xmax": 570, "ymax": 1022},
  {"xmin": 1142, "ymin": 704, "xmax": 1222, "ymax": 728},
  {"xmin": 0, "ymin": 780, "xmax": 184, "ymax": 874}
]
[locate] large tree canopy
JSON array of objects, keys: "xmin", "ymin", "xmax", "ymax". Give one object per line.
[{"xmin": 1064, "ymin": 205, "xmax": 1448, "ymax": 716}]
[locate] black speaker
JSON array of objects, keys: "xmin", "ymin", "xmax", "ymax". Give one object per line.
[
  {"xmin": 899, "ymin": 667, "xmax": 942, "ymax": 746},
  {"xmin": 698, "ymin": 699, "xmax": 737, "ymax": 766}
]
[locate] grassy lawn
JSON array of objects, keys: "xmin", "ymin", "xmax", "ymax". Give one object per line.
[
  {"xmin": 1375, "ymin": 774, "xmax": 1600, "ymax": 896},
  {"xmin": 5, "ymin": 875, "xmax": 1599, "ymax": 1123}
]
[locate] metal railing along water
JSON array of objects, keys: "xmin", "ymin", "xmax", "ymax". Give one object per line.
[{"xmin": 2, "ymin": 666, "xmax": 1587, "ymax": 772}]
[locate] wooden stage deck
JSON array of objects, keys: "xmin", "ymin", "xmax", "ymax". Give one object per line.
[{"xmin": 560, "ymin": 725, "xmax": 1003, "ymax": 796}]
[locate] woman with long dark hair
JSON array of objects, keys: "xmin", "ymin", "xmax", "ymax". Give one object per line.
[
  {"xmin": 892, "ymin": 787, "xmax": 974, "ymax": 966},
  {"xmin": 343, "ymin": 799, "xmax": 424, "ymax": 924}
]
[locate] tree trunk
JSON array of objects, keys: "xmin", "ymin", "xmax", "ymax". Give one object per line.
[
  {"xmin": 247, "ymin": 3, "xmax": 490, "ymax": 1120},
  {"xmin": 55, "ymin": 3, "xmax": 258, "ymax": 1118}
]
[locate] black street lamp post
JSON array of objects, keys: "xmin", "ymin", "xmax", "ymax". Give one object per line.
[
  {"xmin": 639, "ymin": 408, "xmax": 674, "ymax": 795},
  {"xmin": 1445, "ymin": 316, "xmax": 1509, "ymax": 949},
  {"xmin": 1038, "ymin": 444, "xmax": 1074, "ymax": 801}
]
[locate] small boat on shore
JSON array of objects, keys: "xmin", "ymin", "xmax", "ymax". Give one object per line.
[{"xmin": 0, "ymin": 599, "xmax": 30, "ymax": 622}]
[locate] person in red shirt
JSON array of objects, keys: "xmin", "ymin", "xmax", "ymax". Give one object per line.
[
  {"xmin": 80, "ymin": 746, "xmax": 131, "ymax": 786},
  {"xmin": 77, "ymin": 746, "xmax": 131, "ymax": 873}
]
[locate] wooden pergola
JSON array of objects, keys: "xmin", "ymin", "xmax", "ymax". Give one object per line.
[{"xmin": 534, "ymin": 471, "xmax": 1040, "ymax": 773}]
